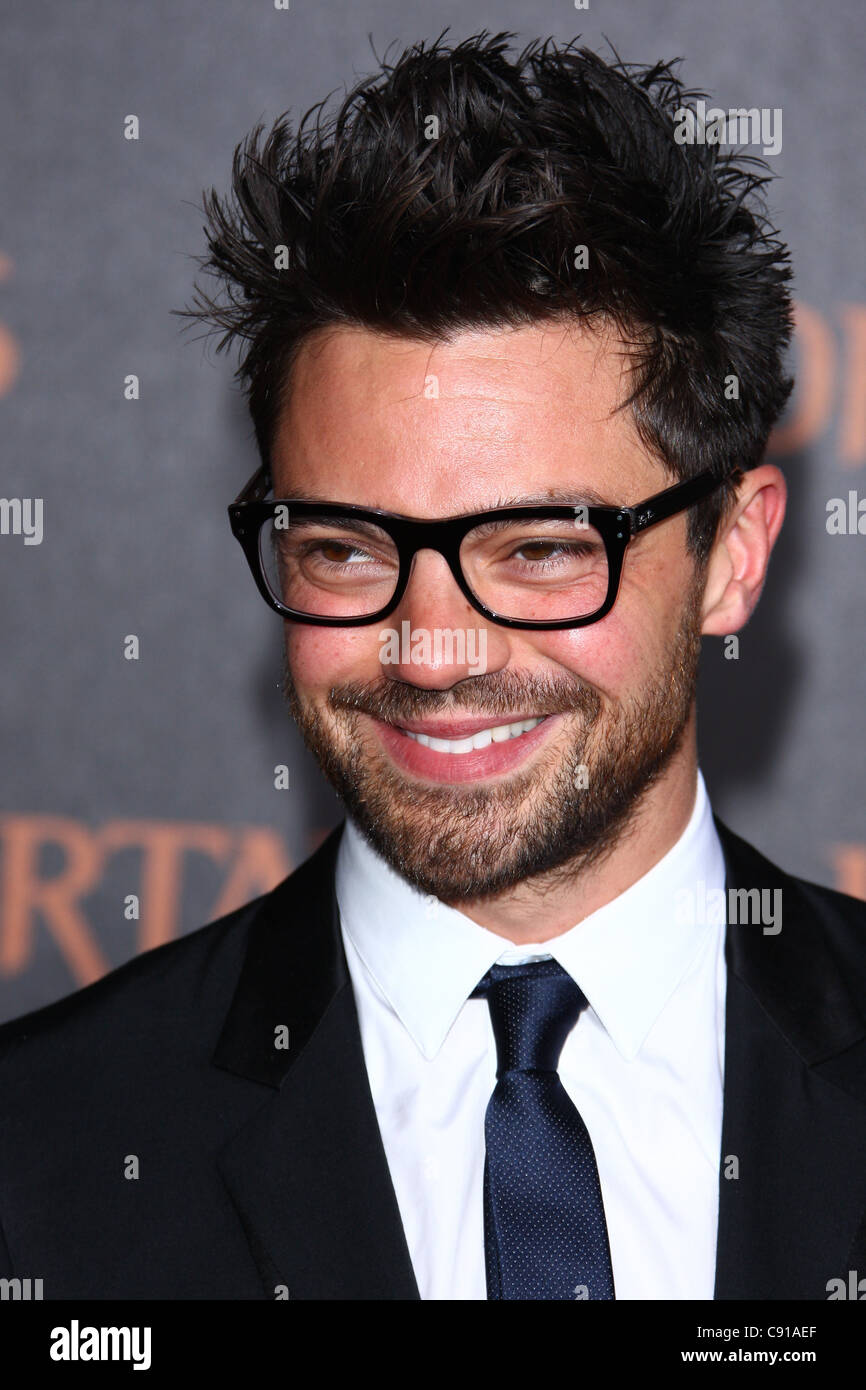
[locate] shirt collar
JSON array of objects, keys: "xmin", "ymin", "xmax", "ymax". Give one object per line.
[{"xmin": 335, "ymin": 770, "xmax": 725, "ymax": 1062}]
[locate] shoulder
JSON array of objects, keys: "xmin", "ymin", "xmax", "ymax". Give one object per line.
[
  {"xmin": 0, "ymin": 892, "xmax": 262, "ymax": 1087},
  {"xmin": 0, "ymin": 823, "xmax": 343, "ymax": 1089},
  {"xmin": 715, "ymin": 816, "xmax": 866, "ymax": 916},
  {"xmin": 715, "ymin": 816, "xmax": 866, "ymax": 986}
]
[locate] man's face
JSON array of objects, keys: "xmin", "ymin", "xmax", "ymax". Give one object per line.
[{"xmin": 273, "ymin": 320, "xmax": 706, "ymax": 904}]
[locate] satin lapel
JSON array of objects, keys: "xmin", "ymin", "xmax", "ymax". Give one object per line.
[
  {"xmin": 713, "ymin": 820, "xmax": 866, "ymax": 1299},
  {"xmin": 212, "ymin": 823, "xmax": 420, "ymax": 1300}
]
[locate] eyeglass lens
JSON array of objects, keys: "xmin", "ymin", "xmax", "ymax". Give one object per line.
[{"xmin": 257, "ymin": 510, "xmax": 610, "ymax": 621}]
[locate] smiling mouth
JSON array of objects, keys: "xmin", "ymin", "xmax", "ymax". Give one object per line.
[{"xmin": 396, "ymin": 716, "xmax": 546, "ymax": 754}]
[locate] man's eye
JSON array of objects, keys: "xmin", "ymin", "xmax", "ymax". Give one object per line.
[{"xmin": 314, "ymin": 541, "xmax": 369, "ymax": 565}]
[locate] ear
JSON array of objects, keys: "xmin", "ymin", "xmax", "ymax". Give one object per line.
[{"xmin": 700, "ymin": 464, "xmax": 787, "ymax": 636}]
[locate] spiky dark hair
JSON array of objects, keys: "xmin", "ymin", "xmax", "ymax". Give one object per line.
[{"xmin": 177, "ymin": 29, "xmax": 795, "ymax": 558}]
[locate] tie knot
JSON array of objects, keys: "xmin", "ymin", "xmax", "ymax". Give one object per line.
[{"xmin": 471, "ymin": 959, "xmax": 588, "ymax": 1075}]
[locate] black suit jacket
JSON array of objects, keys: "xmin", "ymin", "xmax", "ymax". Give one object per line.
[{"xmin": 1, "ymin": 818, "xmax": 865, "ymax": 1300}]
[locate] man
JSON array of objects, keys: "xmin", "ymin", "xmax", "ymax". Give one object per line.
[{"xmin": 1, "ymin": 31, "xmax": 865, "ymax": 1302}]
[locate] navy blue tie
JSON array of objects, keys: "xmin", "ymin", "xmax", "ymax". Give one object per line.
[{"xmin": 471, "ymin": 959, "xmax": 616, "ymax": 1300}]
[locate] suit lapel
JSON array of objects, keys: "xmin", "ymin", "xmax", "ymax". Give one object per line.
[
  {"xmin": 713, "ymin": 820, "xmax": 866, "ymax": 1298},
  {"xmin": 212, "ymin": 823, "xmax": 420, "ymax": 1300}
]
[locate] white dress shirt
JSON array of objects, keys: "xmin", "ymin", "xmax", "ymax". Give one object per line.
[{"xmin": 334, "ymin": 769, "xmax": 728, "ymax": 1300}]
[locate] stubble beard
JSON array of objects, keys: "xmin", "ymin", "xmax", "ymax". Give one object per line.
[{"xmin": 281, "ymin": 578, "xmax": 705, "ymax": 905}]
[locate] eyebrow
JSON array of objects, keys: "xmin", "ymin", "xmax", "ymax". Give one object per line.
[
  {"xmin": 272, "ymin": 486, "xmax": 616, "ymax": 511},
  {"xmin": 487, "ymin": 488, "xmax": 613, "ymax": 508}
]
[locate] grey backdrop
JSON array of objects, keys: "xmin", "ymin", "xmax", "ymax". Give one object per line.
[{"xmin": 1, "ymin": 0, "xmax": 864, "ymax": 1022}]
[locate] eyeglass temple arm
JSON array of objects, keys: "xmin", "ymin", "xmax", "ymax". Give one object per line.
[
  {"xmin": 232, "ymin": 463, "xmax": 272, "ymax": 506},
  {"xmin": 623, "ymin": 468, "xmax": 743, "ymax": 536},
  {"xmin": 230, "ymin": 462, "xmax": 743, "ymax": 528}
]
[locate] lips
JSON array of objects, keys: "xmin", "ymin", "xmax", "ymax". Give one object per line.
[
  {"xmin": 390, "ymin": 713, "xmax": 547, "ymax": 736},
  {"xmin": 401, "ymin": 716, "xmax": 545, "ymax": 753},
  {"xmin": 371, "ymin": 712, "xmax": 559, "ymax": 783}
]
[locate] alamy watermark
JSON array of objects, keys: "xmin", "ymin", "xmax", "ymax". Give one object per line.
[
  {"xmin": 0, "ymin": 497, "xmax": 43, "ymax": 545},
  {"xmin": 379, "ymin": 621, "xmax": 488, "ymax": 675},
  {"xmin": 827, "ymin": 1271, "xmax": 866, "ymax": 1300},
  {"xmin": 49, "ymin": 1320, "xmax": 151, "ymax": 1371},
  {"xmin": 0, "ymin": 1276, "xmax": 43, "ymax": 1299},
  {"xmin": 675, "ymin": 881, "xmax": 782, "ymax": 935},
  {"xmin": 826, "ymin": 490, "xmax": 866, "ymax": 535},
  {"xmin": 673, "ymin": 101, "xmax": 782, "ymax": 157}
]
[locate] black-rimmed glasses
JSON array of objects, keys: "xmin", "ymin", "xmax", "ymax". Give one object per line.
[{"xmin": 228, "ymin": 463, "xmax": 738, "ymax": 630}]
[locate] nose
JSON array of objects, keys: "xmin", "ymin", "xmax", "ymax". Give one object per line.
[{"xmin": 379, "ymin": 549, "xmax": 509, "ymax": 689}]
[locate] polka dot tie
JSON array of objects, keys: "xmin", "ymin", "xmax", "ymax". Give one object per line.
[{"xmin": 471, "ymin": 959, "xmax": 616, "ymax": 1300}]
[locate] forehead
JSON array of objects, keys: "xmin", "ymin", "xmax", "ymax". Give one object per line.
[{"xmin": 271, "ymin": 320, "xmax": 662, "ymax": 511}]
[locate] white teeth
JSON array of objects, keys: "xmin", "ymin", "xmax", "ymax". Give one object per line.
[{"xmin": 403, "ymin": 716, "xmax": 545, "ymax": 754}]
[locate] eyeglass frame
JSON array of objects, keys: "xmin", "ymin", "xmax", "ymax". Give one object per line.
[{"xmin": 228, "ymin": 462, "xmax": 741, "ymax": 630}]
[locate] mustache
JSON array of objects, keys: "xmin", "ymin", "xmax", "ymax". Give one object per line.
[{"xmin": 321, "ymin": 669, "xmax": 602, "ymax": 725}]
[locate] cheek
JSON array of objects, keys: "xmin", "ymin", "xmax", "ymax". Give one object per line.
[
  {"xmin": 548, "ymin": 542, "xmax": 696, "ymax": 693},
  {"xmin": 528, "ymin": 591, "xmax": 671, "ymax": 696},
  {"xmin": 284, "ymin": 624, "xmax": 385, "ymax": 695}
]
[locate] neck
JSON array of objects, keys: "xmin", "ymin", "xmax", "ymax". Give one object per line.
[{"xmin": 452, "ymin": 728, "xmax": 700, "ymax": 945}]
